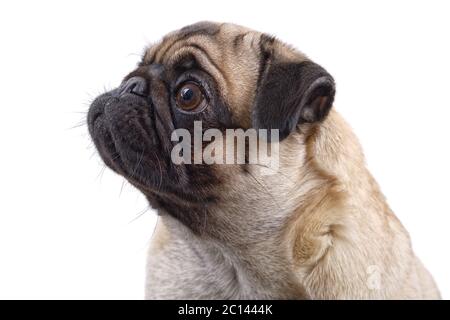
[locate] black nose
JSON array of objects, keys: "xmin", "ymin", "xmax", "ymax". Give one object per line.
[{"xmin": 119, "ymin": 76, "xmax": 148, "ymax": 97}]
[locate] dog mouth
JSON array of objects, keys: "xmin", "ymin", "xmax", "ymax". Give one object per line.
[{"xmin": 87, "ymin": 87, "xmax": 169, "ymax": 191}]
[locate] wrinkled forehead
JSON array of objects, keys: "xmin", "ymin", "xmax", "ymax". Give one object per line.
[{"xmin": 142, "ymin": 22, "xmax": 260, "ymax": 65}]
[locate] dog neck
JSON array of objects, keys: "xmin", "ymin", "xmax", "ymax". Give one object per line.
[
  {"xmin": 148, "ymin": 110, "xmax": 376, "ymax": 298},
  {"xmin": 153, "ymin": 140, "xmax": 333, "ymax": 299},
  {"xmin": 157, "ymin": 210, "xmax": 308, "ymax": 298}
]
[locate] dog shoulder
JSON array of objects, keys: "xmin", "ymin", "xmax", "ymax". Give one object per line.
[{"xmin": 285, "ymin": 110, "xmax": 432, "ymax": 298}]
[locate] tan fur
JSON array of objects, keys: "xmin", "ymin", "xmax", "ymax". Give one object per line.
[
  {"xmin": 281, "ymin": 111, "xmax": 440, "ymax": 298},
  {"xmin": 144, "ymin": 22, "xmax": 440, "ymax": 299}
]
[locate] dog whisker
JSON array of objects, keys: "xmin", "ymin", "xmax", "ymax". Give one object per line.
[
  {"xmin": 67, "ymin": 121, "xmax": 87, "ymax": 130},
  {"xmin": 119, "ymin": 178, "xmax": 127, "ymax": 197},
  {"xmin": 128, "ymin": 206, "xmax": 151, "ymax": 224},
  {"xmin": 154, "ymin": 152, "xmax": 163, "ymax": 192},
  {"xmin": 89, "ymin": 149, "xmax": 97, "ymax": 159},
  {"xmin": 96, "ymin": 164, "xmax": 107, "ymax": 182},
  {"xmin": 130, "ymin": 147, "xmax": 146, "ymax": 180}
]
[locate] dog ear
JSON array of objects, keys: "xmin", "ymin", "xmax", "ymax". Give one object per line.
[{"xmin": 252, "ymin": 39, "xmax": 335, "ymax": 141}]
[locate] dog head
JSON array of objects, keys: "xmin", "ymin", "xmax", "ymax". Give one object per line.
[{"xmin": 88, "ymin": 22, "xmax": 335, "ymax": 233}]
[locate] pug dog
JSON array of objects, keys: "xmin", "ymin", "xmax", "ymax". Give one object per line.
[{"xmin": 87, "ymin": 21, "xmax": 440, "ymax": 299}]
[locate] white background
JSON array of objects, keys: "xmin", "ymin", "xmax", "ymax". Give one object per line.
[{"xmin": 0, "ymin": 0, "xmax": 448, "ymax": 299}]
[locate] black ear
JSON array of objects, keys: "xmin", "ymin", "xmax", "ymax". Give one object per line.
[{"xmin": 252, "ymin": 59, "xmax": 335, "ymax": 141}]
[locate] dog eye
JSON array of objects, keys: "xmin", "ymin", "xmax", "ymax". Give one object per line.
[{"xmin": 175, "ymin": 82, "xmax": 205, "ymax": 111}]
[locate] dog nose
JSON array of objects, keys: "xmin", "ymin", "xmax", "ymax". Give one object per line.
[{"xmin": 120, "ymin": 76, "xmax": 148, "ymax": 97}]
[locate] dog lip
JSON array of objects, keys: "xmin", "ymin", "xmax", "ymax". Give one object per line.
[
  {"xmin": 90, "ymin": 110, "xmax": 103, "ymax": 126},
  {"xmin": 88, "ymin": 94, "xmax": 117, "ymax": 128},
  {"xmin": 98, "ymin": 94, "xmax": 162, "ymax": 174}
]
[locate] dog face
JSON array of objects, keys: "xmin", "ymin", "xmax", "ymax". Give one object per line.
[{"xmin": 88, "ymin": 22, "xmax": 335, "ymax": 232}]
